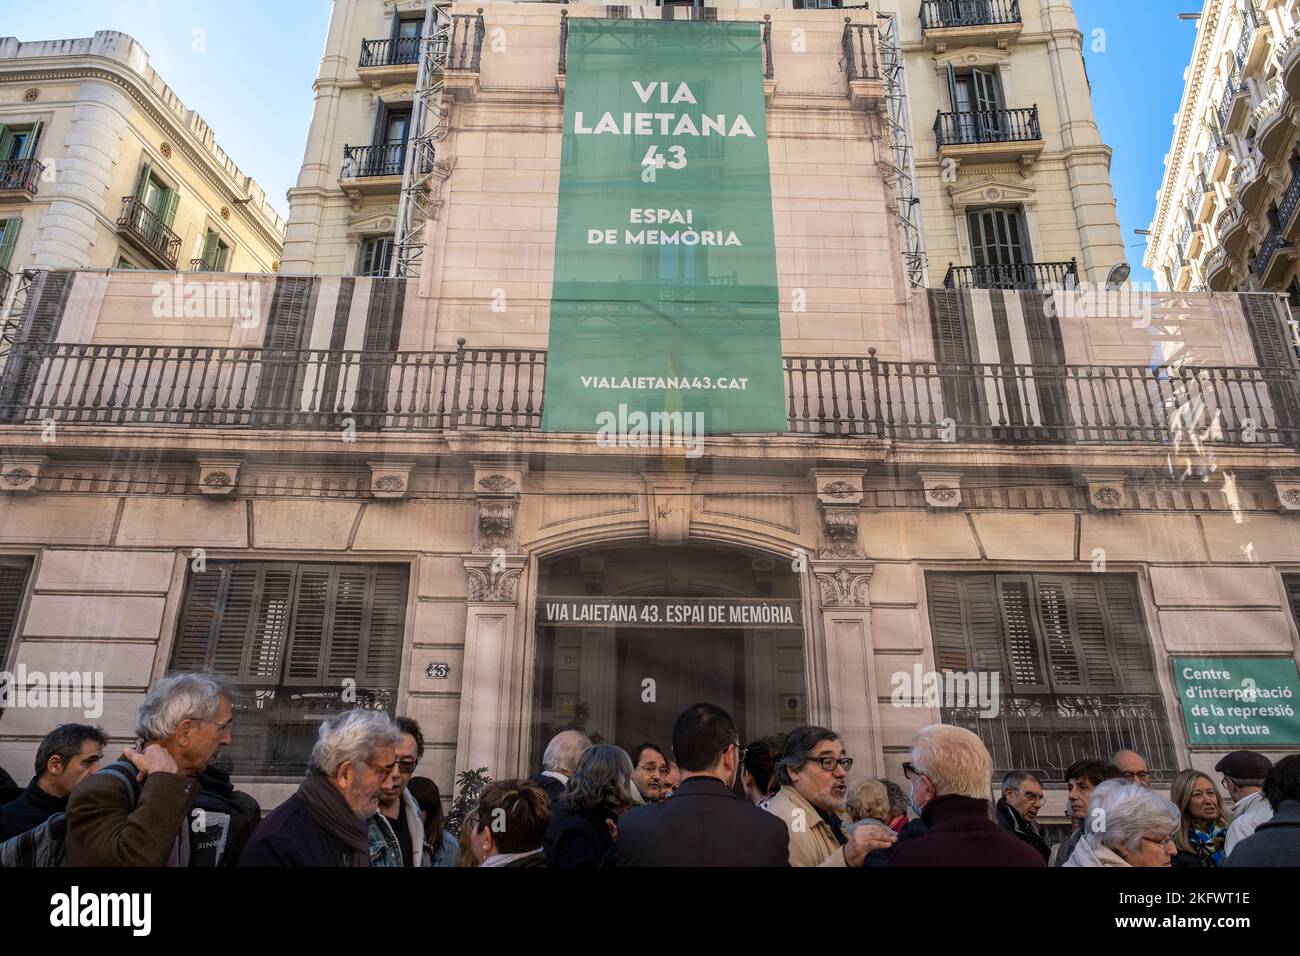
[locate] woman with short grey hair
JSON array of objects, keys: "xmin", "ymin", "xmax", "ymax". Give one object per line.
[
  {"xmin": 1064, "ymin": 779, "xmax": 1180, "ymax": 867},
  {"xmin": 543, "ymin": 744, "xmax": 641, "ymax": 867}
]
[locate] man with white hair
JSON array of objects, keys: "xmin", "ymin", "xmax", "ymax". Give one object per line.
[
  {"xmin": 528, "ymin": 730, "xmax": 592, "ymax": 803},
  {"xmin": 66, "ymin": 672, "xmax": 234, "ymax": 867},
  {"xmin": 242, "ymin": 709, "xmax": 401, "ymax": 866},
  {"xmin": 887, "ymin": 724, "xmax": 1045, "ymax": 867},
  {"xmin": 1063, "ymin": 779, "xmax": 1179, "ymax": 867}
]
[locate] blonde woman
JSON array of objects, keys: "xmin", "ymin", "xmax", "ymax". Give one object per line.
[{"xmin": 1170, "ymin": 769, "xmax": 1232, "ymax": 867}]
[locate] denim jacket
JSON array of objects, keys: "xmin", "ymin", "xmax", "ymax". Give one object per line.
[{"xmin": 368, "ymin": 789, "xmax": 432, "ymax": 867}]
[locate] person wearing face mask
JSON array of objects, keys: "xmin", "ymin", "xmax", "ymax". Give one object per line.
[
  {"xmin": 1170, "ymin": 769, "xmax": 1232, "ymax": 867},
  {"xmin": 616, "ymin": 703, "xmax": 790, "ymax": 866}
]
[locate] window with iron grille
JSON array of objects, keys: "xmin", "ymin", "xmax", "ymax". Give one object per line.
[
  {"xmin": 0, "ymin": 557, "xmax": 33, "ymax": 670},
  {"xmin": 170, "ymin": 560, "xmax": 409, "ymax": 777},
  {"xmin": 925, "ymin": 571, "xmax": 1178, "ymax": 786}
]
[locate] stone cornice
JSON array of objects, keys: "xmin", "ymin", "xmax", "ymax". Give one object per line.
[
  {"xmin": 0, "ymin": 60, "xmax": 286, "ymax": 254},
  {"xmin": 1145, "ymin": 0, "xmax": 1227, "ymax": 267}
]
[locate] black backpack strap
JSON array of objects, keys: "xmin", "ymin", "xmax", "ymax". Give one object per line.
[{"xmin": 96, "ymin": 759, "xmax": 143, "ymax": 810}]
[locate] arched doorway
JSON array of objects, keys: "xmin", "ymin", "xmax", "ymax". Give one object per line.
[{"xmin": 528, "ymin": 542, "xmax": 809, "ymax": 761}]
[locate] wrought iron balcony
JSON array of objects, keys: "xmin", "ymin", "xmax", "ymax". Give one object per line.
[
  {"xmin": 1252, "ymin": 227, "xmax": 1290, "ymax": 276},
  {"xmin": 115, "ymin": 197, "xmax": 181, "ymax": 269},
  {"xmin": 7, "ymin": 337, "xmax": 1298, "ymax": 448},
  {"xmin": 0, "ymin": 157, "xmax": 44, "ymax": 196},
  {"xmin": 919, "ymin": 0, "xmax": 1022, "ymax": 31},
  {"xmin": 1218, "ymin": 75, "xmax": 1238, "ymax": 129},
  {"xmin": 1214, "ymin": 201, "xmax": 1242, "ymax": 237},
  {"xmin": 1236, "ymin": 3, "xmax": 1263, "ymax": 70},
  {"xmin": 340, "ymin": 143, "xmax": 407, "ymax": 180},
  {"xmin": 934, "ymin": 106, "xmax": 1041, "ymax": 147},
  {"xmin": 447, "ymin": 10, "xmax": 484, "ymax": 72},
  {"xmin": 943, "ymin": 259, "xmax": 1077, "ymax": 291},
  {"xmin": 1280, "ymin": 174, "xmax": 1300, "ymax": 229},
  {"xmin": 359, "ymin": 36, "xmax": 422, "ymax": 69}
]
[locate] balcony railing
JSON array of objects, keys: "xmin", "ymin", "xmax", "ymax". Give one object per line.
[
  {"xmin": 946, "ymin": 694, "xmax": 1179, "ymax": 787},
  {"xmin": 0, "ymin": 157, "xmax": 44, "ymax": 195},
  {"xmin": 934, "ymin": 106, "xmax": 1041, "ymax": 147},
  {"xmin": 1280, "ymin": 174, "xmax": 1300, "ymax": 229},
  {"xmin": 1236, "ymin": 3, "xmax": 1263, "ymax": 69},
  {"xmin": 944, "ymin": 259, "xmax": 1077, "ymax": 291},
  {"xmin": 919, "ymin": 0, "xmax": 1022, "ymax": 31},
  {"xmin": 843, "ymin": 22, "xmax": 880, "ymax": 81},
  {"xmin": 1218, "ymin": 75, "xmax": 1238, "ymax": 129},
  {"xmin": 1215, "ymin": 201, "xmax": 1242, "ymax": 237},
  {"xmin": 5, "ymin": 339, "xmax": 1299, "ymax": 447},
  {"xmin": 341, "ymin": 143, "xmax": 407, "ymax": 179},
  {"xmin": 1178, "ymin": 220, "xmax": 1194, "ymax": 254},
  {"xmin": 115, "ymin": 197, "xmax": 181, "ymax": 268},
  {"xmin": 359, "ymin": 36, "xmax": 422, "ymax": 68},
  {"xmin": 447, "ymin": 10, "xmax": 484, "ymax": 72},
  {"xmin": 1252, "ymin": 228, "xmax": 1290, "ymax": 275}
]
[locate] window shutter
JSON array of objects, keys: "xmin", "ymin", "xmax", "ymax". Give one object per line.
[
  {"xmin": 946, "ymin": 62, "xmax": 958, "ymax": 110},
  {"xmin": 927, "ymin": 572, "xmax": 1002, "ymax": 675},
  {"xmin": 1241, "ymin": 293, "xmax": 1296, "ymax": 368},
  {"xmin": 242, "ymin": 566, "xmax": 294, "ymax": 681},
  {"xmin": 1032, "ymin": 576, "xmax": 1084, "ymax": 691},
  {"xmin": 162, "ymin": 187, "xmax": 179, "ymax": 228},
  {"xmin": 134, "ymin": 162, "xmax": 153, "ymax": 200},
  {"xmin": 995, "ymin": 576, "xmax": 1048, "ymax": 691},
  {"xmin": 0, "ymin": 125, "xmax": 12, "ymax": 160},
  {"xmin": 254, "ymin": 276, "xmax": 317, "ymax": 421},
  {"xmin": 928, "ymin": 288, "xmax": 973, "ymax": 364},
  {"xmin": 927, "ymin": 573, "xmax": 972, "ymax": 671},
  {"xmin": 284, "ymin": 566, "xmax": 332, "ymax": 684},
  {"xmin": 200, "ymin": 230, "xmax": 219, "ymax": 266},
  {"xmin": 0, "ymin": 558, "xmax": 32, "ymax": 669},
  {"xmin": 1066, "ymin": 576, "xmax": 1122, "ymax": 691},
  {"xmin": 171, "ymin": 564, "xmax": 229, "ymax": 671},
  {"xmin": 325, "ymin": 566, "xmax": 368, "ymax": 683},
  {"xmin": 1100, "ymin": 576, "xmax": 1157, "ymax": 693},
  {"xmin": 20, "ymin": 121, "xmax": 42, "ymax": 160},
  {"xmin": 362, "ymin": 565, "xmax": 408, "ymax": 684},
  {"xmin": 0, "ymin": 218, "xmax": 19, "ymax": 270}
]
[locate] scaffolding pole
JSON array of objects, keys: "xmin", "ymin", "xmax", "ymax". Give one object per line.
[
  {"xmin": 392, "ymin": 1, "xmax": 453, "ymax": 279},
  {"xmin": 875, "ymin": 12, "xmax": 928, "ymax": 289}
]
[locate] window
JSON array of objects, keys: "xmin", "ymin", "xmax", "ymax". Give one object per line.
[
  {"xmin": 0, "ymin": 121, "xmax": 42, "ymax": 162},
  {"xmin": 0, "ymin": 217, "xmax": 20, "ymax": 270},
  {"xmin": 0, "ymin": 557, "xmax": 33, "ymax": 669},
  {"xmin": 198, "ymin": 229, "xmax": 231, "ymax": 272},
  {"xmin": 926, "ymin": 571, "xmax": 1177, "ymax": 784},
  {"xmin": 116, "ymin": 256, "xmax": 138, "ymax": 270},
  {"xmin": 947, "ymin": 64, "xmax": 1004, "ymax": 141},
  {"xmin": 967, "ymin": 207, "xmax": 1031, "ymax": 286},
  {"xmin": 358, "ymin": 234, "xmax": 395, "ymax": 277},
  {"xmin": 170, "ymin": 560, "xmax": 409, "ymax": 777}
]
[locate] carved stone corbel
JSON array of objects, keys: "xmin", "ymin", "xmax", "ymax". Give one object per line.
[
  {"xmin": 464, "ymin": 556, "xmax": 524, "ymax": 604},
  {"xmin": 1081, "ymin": 473, "xmax": 1127, "ymax": 512},
  {"xmin": 0, "ymin": 455, "xmax": 46, "ymax": 493},
  {"xmin": 1272, "ymin": 478, "xmax": 1300, "ymax": 513},
  {"xmin": 196, "ymin": 458, "xmax": 242, "ymax": 496},
  {"xmin": 812, "ymin": 561, "xmax": 875, "ymax": 609},
  {"xmin": 368, "ymin": 460, "xmax": 414, "ymax": 500},
  {"xmin": 472, "ymin": 462, "xmax": 525, "ymax": 553},
  {"xmin": 811, "ymin": 469, "xmax": 865, "ymax": 559},
  {"xmin": 918, "ymin": 471, "xmax": 962, "ymax": 509}
]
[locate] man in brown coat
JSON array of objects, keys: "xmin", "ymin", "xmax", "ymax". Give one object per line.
[{"xmin": 66, "ymin": 673, "xmax": 234, "ymax": 867}]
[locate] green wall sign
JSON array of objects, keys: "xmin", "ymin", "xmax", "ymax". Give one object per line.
[
  {"xmin": 1172, "ymin": 656, "xmax": 1300, "ymax": 746},
  {"xmin": 543, "ymin": 18, "xmax": 786, "ymax": 436}
]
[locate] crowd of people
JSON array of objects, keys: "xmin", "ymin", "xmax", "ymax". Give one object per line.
[{"xmin": 1, "ymin": 670, "xmax": 1298, "ymax": 867}]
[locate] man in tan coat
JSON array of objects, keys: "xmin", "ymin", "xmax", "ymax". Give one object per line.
[
  {"xmin": 765, "ymin": 725, "xmax": 895, "ymax": 866},
  {"xmin": 66, "ymin": 673, "xmax": 233, "ymax": 867}
]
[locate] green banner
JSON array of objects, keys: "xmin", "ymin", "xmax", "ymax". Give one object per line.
[
  {"xmin": 542, "ymin": 18, "xmax": 786, "ymax": 437},
  {"xmin": 1172, "ymin": 657, "xmax": 1300, "ymax": 746}
]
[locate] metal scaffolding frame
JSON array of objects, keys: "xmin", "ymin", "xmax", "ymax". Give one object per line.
[
  {"xmin": 392, "ymin": 1, "xmax": 453, "ymax": 279},
  {"xmin": 875, "ymin": 12, "xmax": 928, "ymax": 289}
]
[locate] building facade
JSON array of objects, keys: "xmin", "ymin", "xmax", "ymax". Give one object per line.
[
  {"xmin": 1, "ymin": 2, "xmax": 1297, "ymax": 825},
  {"xmin": 0, "ymin": 30, "xmax": 285, "ymax": 303},
  {"xmin": 1145, "ymin": 0, "xmax": 1300, "ymax": 302}
]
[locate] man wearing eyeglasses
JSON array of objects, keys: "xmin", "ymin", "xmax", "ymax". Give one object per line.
[
  {"xmin": 1216, "ymin": 750, "xmax": 1274, "ymax": 856},
  {"xmin": 369, "ymin": 716, "xmax": 434, "ymax": 867},
  {"xmin": 616, "ymin": 703, "xmax": 789, "ymax": 866},
  {"xmin": 765, "ymin": 725, "xmax": 896, "ymax": 866},
  {"xmin": 1112, "ymin": 750, "xmax": 1151, "ymax": 788},
  {"xmin": 994, "ymin": 770, "xmax": 1049, "ymax": 862}
]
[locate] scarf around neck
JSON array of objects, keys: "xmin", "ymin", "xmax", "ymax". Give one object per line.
[
  {"xmin": 1189, "ymin": 821, "xmax": 1228, "ymax": 866},
  {"xmin": 298, "ymin": 770, "xmax": 370, "ymax": 867}
]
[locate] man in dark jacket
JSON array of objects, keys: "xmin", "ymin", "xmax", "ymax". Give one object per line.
[
  {"xmin": 66, "ymin": 674, "xmax": 232, "ymax": 867},
  {"xmin": 242, "ymin": 709, "xmax": 401, "ymax": 867},
  {"xmin": 0, "ymin": 766, "xmax": 18, "ymax": 807},
  {"xmin": 528, "ymin": 730, "xmax": 590, "ymax": 804},
  {"xmin": 888, "ymin": 724, "xmax": 1045, "ymax": 868},
  {"xmin": 1226, "ymin": 755, "xmax": 1300, "ymax": 867},
  {"xmin": 193, "ymin": 764, "xmax": 261, "ymax": 867},
  {"xmin": 995, "ymin": 770, "xmax": 1049, "ymax": 862},
  {"xmin": 0, "ymin": 723, "xmax": 106, "ymax": 841},
  {"xmin": 617, "ymin": 703, "xmax": 790, "ymax": 866}
]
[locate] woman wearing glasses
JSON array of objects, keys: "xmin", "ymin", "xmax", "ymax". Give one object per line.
[
  {"xmin": 1063, "ymin": 779, "xmax": 1180, "ymax": 867},
  {"xmin": 1170, "ymin": 770, "xmax": 1233, "ymax": 867}
]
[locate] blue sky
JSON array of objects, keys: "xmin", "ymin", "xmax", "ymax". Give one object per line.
[{"xmin": 6, "ymin": 0, "xmax": 1201, "ymax": 278}]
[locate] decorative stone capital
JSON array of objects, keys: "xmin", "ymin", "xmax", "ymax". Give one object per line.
[
  {"xmin": 644, "ymin": 469, "xmax": 696, "ymax": 545},
  {"xmin": 1273, "ymin": 479, "xmax": 1300, "ymax": 513},
  {"xmin": 812, "ymin": 561, "xmax": 875, "ymax": 609},
  {"xmin": 464, "ymin": 556, "xmax": 525, "ymax": 604},
  {"xmin": 0, "ymin": 456, "xmax": 46, "ymax": 493},
  {"xmin": 1081, "ymin": 474, "xmax": 1127, "ymax": 512},
  {"xmin": 472, "ymin": 461, "xmax": 526, "ymax": 553},
  {"xmin": 918, "ymin": 471, "xmax": 962, "ymax": 509},
  {"xmin": 369, "ymin": 460, "xmax": 415, "ymax": 500},
  {"xmin": 810, "ymin": 469, "xmax": 864, "ymax": 559},
  {"xmin": 196, "ymin": 458, "xmax": 242, "ymax": 496}
]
